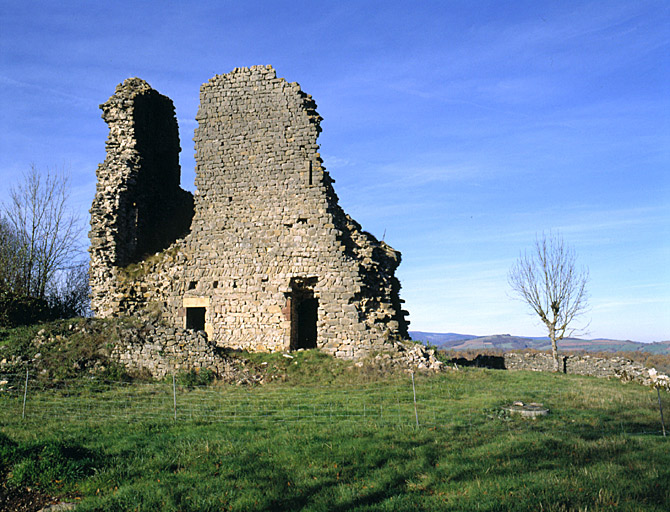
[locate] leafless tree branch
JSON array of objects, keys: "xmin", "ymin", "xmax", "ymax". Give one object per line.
[
  {"xmin": 1, "ymin": 165, "xmax": 84, "ymax": 300},
  {"xmin": 508, "ymin": 231, "xmax": 590, "ymax": 371}
]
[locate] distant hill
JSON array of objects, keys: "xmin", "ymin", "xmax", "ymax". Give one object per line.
[
  {"xmin": 409, "ymin": 331, "xmax": 670, "ymax": 354},
  {"xmin": 640, "ymin": 340, "xmax": 670, "ymax": 354},
  {"xmin": 409, "ymin": 332, "xmax": 478, "ymax": 345}
]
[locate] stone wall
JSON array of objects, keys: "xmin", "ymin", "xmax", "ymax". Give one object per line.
[
  {"xmin": 503, "ymin": 352, "xmax": 658, "ymax": 386},
  {"xmin": 90, "ymin": 66, "xmax": 409, "ymax": 358},
  {"xmin": 109, "ymin": 329, "xmax": 443, "ymax": 379},
  {"xmin": 109, "ymin": 323, "xmax": 260, "ymax": 383},
  {"xmin": 89, "ymin": 78, "xmax": 193, "ymax": 318}
]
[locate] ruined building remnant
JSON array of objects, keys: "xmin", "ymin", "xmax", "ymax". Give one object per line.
[{"xmin": 89, "ymin": 66, "xmax": 410, "ymax": 358}]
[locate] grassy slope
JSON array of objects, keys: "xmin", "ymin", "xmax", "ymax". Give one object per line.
[{"xmin": 0, "ymin": 324, "xmax": 669, "ymax": 511}]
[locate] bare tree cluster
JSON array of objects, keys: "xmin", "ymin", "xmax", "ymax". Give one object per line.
[
  {"xmin": 0, "ymin": 216, "xmax": 26, "ymax": 293},
  {"xmin": 0, "ymin": 165, "xmax": 89, "ymax": 324},
  {"xmin": 508, "ymin": 232, "xmax": 590, "ymax": 372}
]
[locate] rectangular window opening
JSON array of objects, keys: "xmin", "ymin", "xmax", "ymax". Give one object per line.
[
  {"xmin": 186, "ymin": 307, "xmax": 206, "ymax": 331},
  {"xmin": 188, "ymin": 281, "xmax": 197, "ymax": 290}
]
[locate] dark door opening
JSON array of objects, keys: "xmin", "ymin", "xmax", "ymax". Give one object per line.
[
  {"xmin": 288, "ymin": 277, "xmax": 318, "ymax": 350},
  {"xmin": 186, "ymin": 307, "xmax": 206, "ymax": 331},
  {"xmin": 296, "ymin": 297, "xmax": 318, "ymax": 349}
]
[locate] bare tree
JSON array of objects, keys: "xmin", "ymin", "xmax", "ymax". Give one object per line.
[
  {"xmin": 0, "ymin": 215, "xmax": 28, "ymax": 294},
  {"xmin": 508, "ymin": 232, "xmax": 589, "ymax": 372},
  {"xmin": 47, "ymin": 261, "xmax": 92, "ymax": 318},
  {"xmin": 2, "ymin": 165, "xmax": 83, "ymax": 300}
]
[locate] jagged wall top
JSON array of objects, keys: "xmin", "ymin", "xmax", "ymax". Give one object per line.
[
  {"xmin": 202, "ymin": 65, "xmax": 322, "ymax": 128},
  {"xmin": 102, "ymin": 77, "xmax": 154, "ymax": 104},
  {"xmin": 89, "ymin": 76, "xmax": 193, "ymax": 307}
]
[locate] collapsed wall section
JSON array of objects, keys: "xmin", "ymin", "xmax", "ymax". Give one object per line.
[{"xmin": 89, "ymin": 78, "xmax": 193, "ymax": 317}]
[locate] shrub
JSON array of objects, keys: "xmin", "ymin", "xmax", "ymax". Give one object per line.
[
  {"xmin": 0, "ymin": 290, "xmax": 53, "ymax": 327},
  {"xmin": 176, "ymin": 368, "xmax": 215, "ymax": 388}
]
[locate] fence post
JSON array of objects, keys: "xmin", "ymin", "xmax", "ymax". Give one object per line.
[
  {"xmin": 173, "ymin": 373, "xmax": 177, "ymax": 422},
  {"xmin": 22, "ymin": 369, "xmax": 29, "ymax": 420},
  {"xmin": 657, "ymin": 387, "xmax": 666, "ymax": 437},
  {"xmin": 411, "ymin": 371, "xmax": 419, "ymax": 427}
]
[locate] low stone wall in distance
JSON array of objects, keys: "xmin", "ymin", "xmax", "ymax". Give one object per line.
[{"xmin": 503, "ymin": 352, "xmax": 657, "ymax": 386}]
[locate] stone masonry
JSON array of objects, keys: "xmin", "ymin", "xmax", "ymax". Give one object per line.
[
  {"xmin": 89, "ymin": 78, "xmax": 193, "ymax": 317},
  {"xmin": 89, "ymin": 66, "xmax": 411, "ymax": 359},
  {"xmin": 109, "ymin": 324, "xmax": 262, "ymax": 383},
  {"xmin": 502, "ymin": 352, "xmax": 657, "ymax": 385}
]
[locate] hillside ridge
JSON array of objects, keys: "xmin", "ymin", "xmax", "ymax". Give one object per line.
[{"xmin": 410, "ymin": 331, "xmax": 670, "ymax": 354}]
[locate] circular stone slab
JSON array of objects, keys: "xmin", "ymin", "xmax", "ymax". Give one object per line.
[{"xmin": 504, "ymin": 402, "xmax": 549, "ymax": 418}]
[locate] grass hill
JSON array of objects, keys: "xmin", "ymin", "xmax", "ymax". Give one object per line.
[
  {"xmin": 408, "ymin": 331, "xmax": 478, "ymax": 345},
  {"xmin": 639, "ymin": 340, "xmax": 670, "ymax": 354},
  {"xmin": 0, "ymin": 320, "xmax": 669, "ymax": 511},
  {"xmin": 411, "ymin": 331, "xmax": 670, "ymax": 354}
]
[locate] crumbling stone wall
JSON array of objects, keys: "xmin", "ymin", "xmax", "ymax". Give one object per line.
[
  {"xmin": 503, "ymin": 352, "xmax": 657, "ymax": 385},
  {"xmin": 110, "ymin": 331, "xmax": 443, "ymax": 379},
  {"xmin": 89, "ymin": 79, "xmax": 193, "ymax": 317},
  {"xmin": 110, "ymin": 324, "xmax": 261, "ymax": 383},
  {"xmin": 90, "ymin": 66, "xmax": 409, "ymax": 358}
]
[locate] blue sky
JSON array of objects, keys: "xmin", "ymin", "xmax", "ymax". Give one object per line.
[{"xmin": 1, "ymin": 1, "xmax": 668, "ymax": 342}]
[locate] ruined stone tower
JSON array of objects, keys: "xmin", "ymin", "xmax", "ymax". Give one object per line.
[{"xmin": 89, "ymin": 66, "xmax": 409, "ymax": 357}]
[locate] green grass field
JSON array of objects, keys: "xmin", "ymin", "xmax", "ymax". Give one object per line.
[{"xmin": 1, "ymin": 347, "xmax": 669, "ymax": 511}]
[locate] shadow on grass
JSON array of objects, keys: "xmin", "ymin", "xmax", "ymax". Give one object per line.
[
  {"xmin": 1, "ymin": 432, "xmax": 101, "ymax": 493},
  {"xmin": 248, "ymin": 432, "xmax": 439, "ymax": 511}
]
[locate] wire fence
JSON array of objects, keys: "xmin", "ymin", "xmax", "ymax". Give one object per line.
[
  {"xmin": 0, "ymin": 370, "xmax": 439, "ymax": 427},
  {"xmin": 1, "ymin": 368, "xmax": 668, "ymax": 436}
]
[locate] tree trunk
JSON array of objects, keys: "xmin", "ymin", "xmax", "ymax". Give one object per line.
[{"xmin": 549, "ymin": 327, "xmax": 560, "ymax": 372}]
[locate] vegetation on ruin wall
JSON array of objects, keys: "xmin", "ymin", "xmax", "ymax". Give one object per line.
[
  {"xmin": 0, "ymin": 318, "xmax": 143, "ymax": 385},
  {"xmin": 0, "ymin": 326, "xmax": 668, "ymax": 511},
  {"xmin": 117, "ymin": 242, "xmax": 182, "ymax": 283}
]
